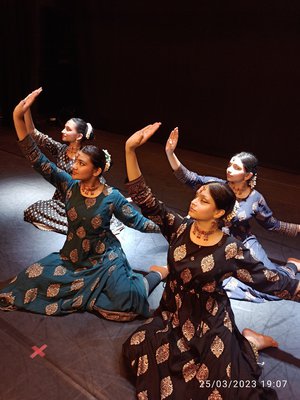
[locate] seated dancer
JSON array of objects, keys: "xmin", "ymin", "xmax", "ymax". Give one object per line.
[
  {"xmin": 164, "ymin": 127, "xmax": 300, "ymax": 302},
  {"xmin": 0, "ymin": 89, "xmax": 168, "ymax": 321},
  {"xmin": 23, "ymin": 101, "xmax": 124, "ymax": 235},
  {"xmin": 122, "ymin": 122, "xmax": 300, "ymax": 400}
]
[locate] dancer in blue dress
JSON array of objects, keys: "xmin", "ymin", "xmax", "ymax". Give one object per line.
[{"xmin": 0, "ymin": 89, "xmax": 168, "ymax": 321}]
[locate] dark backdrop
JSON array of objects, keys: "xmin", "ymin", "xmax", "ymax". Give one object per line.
[{"xmin": 1, "ymin": 0, "xmax": 300, "ymax": 172}]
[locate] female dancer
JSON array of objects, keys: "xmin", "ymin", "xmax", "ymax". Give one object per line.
[
  {"xmin": 164, "ymin": 127, "xmax": 300, "ymax": 301},
  {"xmin": 23, "ymin": 104, "xmax": 124, "ymax": 235},
  {"xmin": 123, "ymin": 122, "xmax": 300, "ymax": 400},
  {"xmin": 0, "ymin": 90, "xmax": 167, "ymax": 321}
]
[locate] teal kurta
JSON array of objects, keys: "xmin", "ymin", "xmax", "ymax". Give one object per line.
[{"xmin": 0, "ymin": 136, "xmax": 160, "ymax": 319}]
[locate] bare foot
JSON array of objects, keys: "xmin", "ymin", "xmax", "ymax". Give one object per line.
[
  {"xmin": 287, "ymin": 257, "xmax": 300, "ymax": 272},
  {"xmin": 149, "ymin": 265, "xmax": 169, "ymax": 280},
  {"xmin": 242, "ymin": 328, "xmax": 278, "ymax": 350}
]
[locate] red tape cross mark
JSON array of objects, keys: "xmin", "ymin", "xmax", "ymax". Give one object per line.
[{"xmin": 30, "ymin": 344, "xmax": 47, "ymax": 359}]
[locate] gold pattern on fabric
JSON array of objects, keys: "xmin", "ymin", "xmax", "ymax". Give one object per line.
[
  {"xmin": 172, "ymin": 311, "xmax": 180, "ymax": 328},
  {"xmin": 53, "ymin": 265, "xmax": 67, "ymax": 276},
  {"xmin": 137, "ymin": 354, "xmax": 149, "ymax": 376},
  {"xmin": 130, "ymin": 330, "xmax": 146, "ymax": 345},
  {"xmin": 201, "ymin": 254, "xmax": 215, "ymax": 273},
  {"xmin": 236, "ymin": 269, "xmax": 254, "ymax": 283},
  {"xmin": 198, "ymin": 322, "xmax": 210, "ymax": 337},
  {"xmin": 47, "ymin": 284, "xmax": 60, "ymax": 297},
  {"xmin": 148, "ymin": 215, "xmax": 163, "ymax": 225},
  {"xmin": 0, "ymin": 292, "xmax": 15, "ymax": 307},
  {"xmin": 67, "ymin": 232, "xmax": 74, "ymax": 241},
  {"xmin": 235, "ymin": 247, "xmax": 244, "ymax": 259},
  {"xmin": 182, "ymin": 319, "xmax": 195, "ymax": 341},
  {"xmin": 175, "ymin": 293, "xmax": 182, "ymax": 309},
  {"xmin": 85, "ymin": 198, "xmax": 96, "ymax": 209},
  {"xmin": 74, "ymin": 267, "xmax": 87, "ymax": 274},
  {"xmin": 82, "ymin": 239, "xmax": 91, "ymax": 252},
  {"xmin": 220, "ymin": 272, "xmax": 233, "ymax": 282},
  {"xmin": 196, "ymin": 363, "xmax": 209, "ymax": 382},
  {"xmin": 248, "ymin": 340, "xmax": 259, "ymax": 362},
  {"xmin": 137, "ymin": 391, "xmax": 148, "ymax": 400},
  {"xmin": 108, "ymin": 252, "xmax": 118, "ymax": 261},
  {"xmin": 45, "ymin": 303, "xmax": 58, "ymax": 315},
  {"xmin": 90, "ymin": 277, "xmax": 100, "ymax": 291},
  {"xmin": 156, "ymin": 343, "xmax": 170, "ymax": 364},
  {"xmin": 206, "ymin": 297, "xmax": 218, "ymax": 316},
  {"xmin": 263, "ymin": 269, "xmax": 280, "ymax": 282},
  {"xmin": 173, "ymin": 244, "xmax": 187, "ymax": 262},
  {"xmin": 67, "ymin": 207, "xmax": 78, "ymax": 221},
  {"xmin": 202, "ymin": 281, "xmax": 216, "ymax": 293},
  {"xmin": 210, "ymin": 336, "xmax": 224, "ymax": 358},
  {"xmin": 9, "ymin": 276, "xmax": 17, "ymax": 284},
  {"xmin": 76, "ymin": 226, "xmax": 86, "ymax": 239},
  {"xmin": 71, "ymin": 279, "xmax": 84, "ymax": 291},
  {"xmin": 88, "ymin": 298, "xmax": 96, "ymax": 310},
  {"xmin": 274, "ymin": 290, "xmax": 292, "ymax": 300},
  {"xmin": 122, "ymin": 204, "xmax": 132, "ymax": 217},
  {"xmin": 157, "ymin": 325, "xmax": 169, "ymax": 334},
  {"xmin": 176, "ymin": 222, "xmax": 187, "ymax": 237},
  {"xmin": 26, "ymin": 263, "xmax": 44, "ymax": 278},
  {"xmin": 66, "ymin": 189, "xmax": 72, "ymax": 201},
  {"xmin": 96, "ymin": 241, "xmax": 106, "ymax": 254},
  {"xmin": 72, "ymin": 295, "xmax": 83, "ymax": 308},
  {"xmin": 160, "ymin": 376, "xmax": 173, "ymax": 399},
  {"xmin": 223, "ymin": 311, "xmax": 232, "ymax": 332},
  {"xmin": 166, "ymin": 212, "xmax": 175, "ymax": 226},
  {"xmin": 226, "ymin": 363, "xmax": 231, "ymax": 379},
  {"xmin": 180, "ymin": 268, "xmax": 192, "ymax": 284},
  {"xmin": 208, "ymin": 389, "xmax": 223, "ymax": 400},
  {"xmin": 162, "ymin": 311, "xmax": 171, "ymax": 321},
  {"xmin": 169, "ymin": 280, "xmax": 177, "ymax": 292},
  {"xmin": 108, "ymin": 265, "xmax": 116, "ymax": 275},
  {"xmin": 177, "ymin": 337, "xmax": 189, "ymax": 353},
  {"xmin": 70, "ymin": 249, "xmax": 79, "ymax": 263},
  {"xmin": 41, "ymin": 161, "xmax": 51, "ymax": 175},
  {"xmin": 183, "ymin": 359, "xmax": 198, "ymax": 382},
  {"xmin": 91, "ymin": 215, "xmax": 102, "ymax": 229},
  {"xmin": 224, "ymin": 242, "xmax": 238, "ymax": 259}
]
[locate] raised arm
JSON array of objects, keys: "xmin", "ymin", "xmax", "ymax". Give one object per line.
[
  {"xmin": 125, "ymin": 122, "xmax": 161, "ymax": 181},
  {"xmin": 165, "ymin": 127, "xmax": 181, "ymax": 171},
  {"xmin": 13, "ymin": 88, "xmax": 43, "ymax": 141}
]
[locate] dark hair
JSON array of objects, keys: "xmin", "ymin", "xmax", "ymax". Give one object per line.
[
  {"xmin": 71, "ymin": 118, "xmax": 95, "ymax": 141},
  {"xmin": 233, "ymin": 151, "xmax": 258, "ymax": 175},
  {"xmin": 81, "ymin": 145, "xmax": 112, "ymax": 174},
  {"xmin": 206, "ymin": 182, "xmax": 236, "ymax": 219}
]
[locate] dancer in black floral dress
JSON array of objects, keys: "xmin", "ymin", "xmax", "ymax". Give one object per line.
[{"xmin": 122, "ymin": 123, "xmax": 300, "ymax": 400}]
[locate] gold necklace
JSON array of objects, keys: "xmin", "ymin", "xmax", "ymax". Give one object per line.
[
  {"xmin": 192, "ymin": 223, "xmax": 217, "ymax": 241},
  {"xmin": 80, "ymin": 182, "xmax": 102, "ymax": 196}
]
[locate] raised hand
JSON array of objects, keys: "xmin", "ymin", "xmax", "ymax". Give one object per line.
[
  {"xmin": 165, "ymin": 127, "xmax": 179, "ymax": 155},
  {"xmin": 126, "ymin": 122, "xmax": 161, "ymax": 151},
  {"xmin": 13, "ymin": 87, "xmax": 43, "ymax": 118}
]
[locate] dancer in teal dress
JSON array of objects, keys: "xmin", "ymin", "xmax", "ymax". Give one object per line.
[
  {"xmin": 122, "ymin": 123, "xmax": 300, "ymax": 400},
  {"xmin": 0, "ymin": 89, "xmax": 168, "ymax": 321}
]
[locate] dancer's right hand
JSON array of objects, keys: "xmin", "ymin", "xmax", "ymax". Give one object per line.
[
  {"xmin": 165, "ymin": 127, "xmax": 179, "ymax": 156},
  {"xmin": 13, "ymin": 87, "xmax": 42, "ymax": 117}
]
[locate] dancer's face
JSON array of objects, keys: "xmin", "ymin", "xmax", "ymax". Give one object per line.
[
  {"xmin": 226, "ymin": 156, "xmax": 247, "ymax": 183},
  {"xmin": 71, "ymin": 151, "xmax": 101, "ymax": 180},
  {"xmin": 188, "ymin": 186, "xmax": 219, "ymax": 221},
  {"xmin": 61, "ymin": 120, "xmax": 82, "ymax": 143}
]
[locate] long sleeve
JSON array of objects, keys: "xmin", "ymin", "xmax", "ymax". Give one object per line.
[
  {"xmin": 174, "ymin": 163, "xmax": 224, "ymax": 191},
  {"xmin": 125, "ymin": 175, "xmax": 186, "ymax": 243},
  {"xmin": 222, "ymin": 239, "xmax": 300, "ymax": 300},
  {"xmin": 253, "ymin": 193, "xmax": 299, "ymax": 237},
  {"xmin": 31, "ymin": 128, "xmax": 63, "ymax": 158},
  {"xmin": 18, "ymin": 135, "xmax": 73, "ymax": 198},
  {"xmin": 111, "ymin": 190, "xmax": 161, "ymax": 233}
]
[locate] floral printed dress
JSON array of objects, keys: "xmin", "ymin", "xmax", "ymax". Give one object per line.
[
  {"xmin": 0, "ymin": 136, "xmax": 160, "ymax": 320},
  {"xmin": 123, "ymin": 175, "xmax": 299, "ymax": 400},
  {"xmin": 173, "ymin": 164, "xmax": 299, "ymax": 302}
]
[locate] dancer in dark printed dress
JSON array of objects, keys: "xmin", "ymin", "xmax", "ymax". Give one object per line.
[
  {"xmin": 164, "ymin": 127, "xmax": 300, "ymax": 302},
  {"xmin": 123, "ymin": 122, "xmax": 300, "ymax": 400}
]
